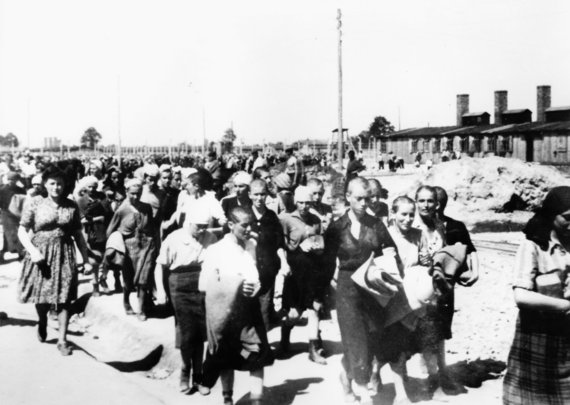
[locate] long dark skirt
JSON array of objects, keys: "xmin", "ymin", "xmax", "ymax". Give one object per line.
[
  {"xmin": 1, "ymin": 211, "xmax": 23, "ymax": 255},
  {"xmin": 283, "ymin": 249, "xmax": 329, "ymax": 312},
  {"xmin": 411, "ymin": 291, "xmax": 454, "ymax": 353},
  {"xmin": 503, "ymin": 317, "xmax": 570, "ymax": 405}
]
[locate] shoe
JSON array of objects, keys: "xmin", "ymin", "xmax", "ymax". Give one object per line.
[
  {"xmin": 137, "ymin": 313, "xmax": 147, "ymax": 322},
  {"xmin": 308, "ymin": 340, "xmax": 327, "ymax": 365},
  {"xmin": 439, "ymin": 370, "xmax": 467, "ymax": 395},
  {"xmin": 179, "ymin": 369, "xmax": 190, "ymax": 393},
  {"xmin": 196, "ymin": 384, "xmax": 210, "ymax": 396},
  {"xmin": 368, "ymin": 370, "xmax": 381, "ymax": 395},
  {"xmin": 92, "ymin": 284, "xmax": 100, "ymax": 298},
  {"xmin": 37, "ymin": 321, "xmax": 47, "ymax": 343},
  {"xmin": 57, "ymin": 341, "xmax": 73, "ymax": 356},
  {"xmin": 124, "ymin": 303, "xmax": 135, "ymax": 315},
  {"xmin": 223, "ymin": 390, "xmax": 233, "ymax": 405},
  {"xmin": 339, "ymin": 370, "xmax": 357, "ymax": 403},
  {"xmin": 99, "ymin": 278, "xmax": 111, "ymax": 294}
]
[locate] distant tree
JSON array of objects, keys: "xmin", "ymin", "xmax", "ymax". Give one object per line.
[
  {"xmin": 80, "ymin": 127, "xmax": 102, "ymax": 150},
  {"xmin": 368, "ymin": 116, "xmax": 395, "ymax": 139},
  {"xmin": 221, "ymin": 128, "xmax": 237, "ymax": 153},
  {"xmin": 0, "ymin": 132, "xmax": 19, "ymax": 147}
]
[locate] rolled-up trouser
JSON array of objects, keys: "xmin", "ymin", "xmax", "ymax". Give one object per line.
[{"xmin": 336, "ymin": 270, "xmax": 386, "ymax": 385}]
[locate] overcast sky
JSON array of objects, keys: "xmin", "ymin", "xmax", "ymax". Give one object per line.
[{"xmin": 1, "ymin": 0, "xmax": 569, "ymax": 148}]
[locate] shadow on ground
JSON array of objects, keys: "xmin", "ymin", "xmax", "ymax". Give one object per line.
[
  {"xmin": 103, "ymin": 345, "xmax": 164, "ymax": 372},
  {"xmin": 235, "ymin": 377, "xmax": 324, "ymax": 405},
  {"xmin": 371, "ymin": 358, "xmax": 506, "ymax": 404},
  {"xmin": 0, "ymin": 316, "xmax": 36, "ymax": 327}
]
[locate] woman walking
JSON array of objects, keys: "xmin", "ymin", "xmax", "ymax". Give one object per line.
[
  {"xmin": 503, "ymin": 186, "xmax": 570, "ymax": 404},
  {"xmin": 200, "ymin": 207, "xmax": 273, "ymax": 405},
  {"xmin": 106, "ymin": 178, "xmax": 158, "ymax": 321},
  {"xmin": 18, "ymin": 165, "xmax": 91, "ymax": 355}
]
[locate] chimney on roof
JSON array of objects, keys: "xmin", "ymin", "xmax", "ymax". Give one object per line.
[
  {"xmin": 494, "ymin": 90, "xmax": 508, "ymax": 125},
  {"xmin": 456, "ymin": 94, "xmax": 469, "ymax": 126},
  {"xmin": 537, "ymin": 85, "xmax": 551, "ymax": 123}
]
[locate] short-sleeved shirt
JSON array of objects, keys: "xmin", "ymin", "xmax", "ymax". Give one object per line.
[
  {"xmin": 177, "ymin": 191, "xmax": 225, "ymax": 227},
  {"xmin": 513, "ymin": 231, "xmax": 570, "ymax": 334},
  {"xmin": 513, "ymin": 231, "xmax": 570, "ymax": 292},
  {"xmin": 157, "ymin": 228, "xmax": 217, "ymax": 271}
]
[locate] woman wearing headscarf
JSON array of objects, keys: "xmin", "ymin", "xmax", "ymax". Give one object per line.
[
  {"xmin": 279, "ymin": 186, "xmax": 329, "ymax": 364},
  {"xmin": 503, "ymin": 186, "xmax": 570, "ymax": 405},
  {"xmin": 106, "ymin": 178, "xmax": 158, "ymax": 321}
]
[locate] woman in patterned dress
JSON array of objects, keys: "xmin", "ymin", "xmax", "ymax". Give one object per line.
[
  {"xmin": 503, "ymin": 186, "xmax": 570, "ymax": 405},
  {"xmin": 106, "ymin": 178, "xmax": 158, "ymax": 321},
  {"xmin": 18, "ymin": 165, "xmax": 91, "ymax": 356}
]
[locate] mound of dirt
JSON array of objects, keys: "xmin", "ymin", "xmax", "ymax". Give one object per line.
[{"xmin": 413, "ymin": 157, "xmax": 570, "ymax": 213}]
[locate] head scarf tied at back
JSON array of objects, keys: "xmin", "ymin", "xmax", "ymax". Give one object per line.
[{"xmin": 523, "ymin": 186, "xmax": 570, "ymax": 250}]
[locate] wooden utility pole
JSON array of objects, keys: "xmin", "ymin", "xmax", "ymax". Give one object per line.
[
  {"xmin": 117, "ymin": 75, "xmax": 122, "ymax": 168},
  {"xmin": 337, "ymin": 9, "xmax": 344, "ymax": 168}
]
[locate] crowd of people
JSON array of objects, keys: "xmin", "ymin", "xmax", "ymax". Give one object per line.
[{"xmin": 1, "ymin": 146, "xmax": 568, "ymax": 405}]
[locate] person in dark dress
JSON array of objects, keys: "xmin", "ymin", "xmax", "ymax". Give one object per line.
[
  {"xmin": 75, "ymin": 176, "xmax": 114, "ymax": 296},
  {"xmin": 430, "ymin": 186, "xmax": 479, "ymax": 392},
  {"xmin": 345, "ymin": 150, "xmax": 366, "ymax": 189},
  {"xmin": 0, "ymin": 172, "xmax": 26, "ymax": 261},
  {"xmin": 323, "ymin": 177, "xmax": 398, "ymax": 404},
  {"xmin": 247, "ymin": 179, "xmax": 285, "ymax": 331},
  {"xmin": 279, "ymin": 186, "xmax": 329, "ymax": 365}
]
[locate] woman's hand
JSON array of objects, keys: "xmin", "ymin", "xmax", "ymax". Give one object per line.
[
  {"xmin": 419, "ymin": 249, "xmax": 432, "ymax": 267},
  {"xmin": 29, "ymin": 248, "xmax": 44, "ymax": 264},
  {"xmin": 242, "ymin": 280, "xmax": 260, "ymax": 297}
]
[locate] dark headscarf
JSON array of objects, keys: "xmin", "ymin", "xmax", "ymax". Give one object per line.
[{"xmin": 523, "ymin": 186, "xmax": 570, "ymax": 250}]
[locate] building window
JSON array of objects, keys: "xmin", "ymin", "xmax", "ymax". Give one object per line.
[
  {"xmin": 432, "ymin": 138, "xmax": 441, "ymax": 153},
  {"xmin": 446, "ymin": 137, "xmax": 454, "ymax": 152},
  {"xmin": 460, "ymin": 136, "xmax": 469, "ymax": 153},
  {"xmin": 417, "ymin": 139, "xmax": 424, "ymax": 152},
  {"xmin": 487, "ymin": 136, "xmax": 497, "ymax": 152},
  {"xmin": 501, "ymin": 136, "xmax": 513, "ymax": 153},
  {"xmin": 472, "ymin": 137, "xmax": 482, "ymax": 153},
  {"xmin": 380, "ymin": 140, "xmax": 387, "ymax": 153},
  {"xmin": 411, "ymin": 139, "xmax": 418, "ymax": 153}
]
